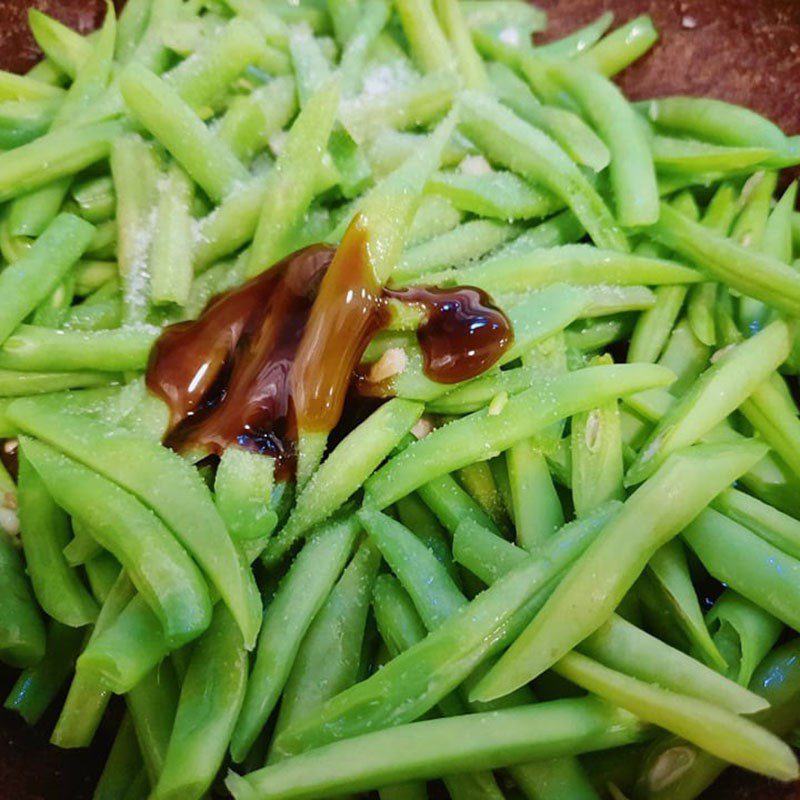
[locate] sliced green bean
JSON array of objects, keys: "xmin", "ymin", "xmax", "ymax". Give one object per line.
[
  {"xmin": 215, "ymin": 448, "xmax": 277, "ymax": 543},
  {"xmin": 707, "ymin": 589, "xmax": 783, "ymax": 687},
  {"xmin": 395, "ymin": 0, "xmax": 454, "ymax": 73},
  {"xmin": 418, "ymin": 473, "xmax": 500, "ymax": 536},
  {"xmin": 229, "ymin": 699, "xmax": 647, "ymax": 800},
  {"xmin": 7, "ymin": 394, "xmax": 262, "ymax": 649},
  {"xmin": 0, "ymin": 369, "xmax": 114, "ymax": 396},
  {"xmin": 0, "ymin": 528, "xmax": 46, "ymax": 667},
  {"xmin": 153, "ymin": 606, "xmax": 247, "ymax": 800},
  {"xmin": 458, "ymin": 91, "xmax": 628, "ymax": 251},
  {"xmin": 230, "ymin": 514, "xmax": 359, "ymax": 762},
  {"xmin": 94, "ymin": 715, "xmax": 145, "ymax": 800},
  {"xmin": 21, "ymin": 437, "xmax": 212, "ymax": 646},
  {"xmin": 683, "ymin": 508, "xmax": 800, "ymax": 631},
  {"xmin": 472, "ymin": 440, "xmax": 767, "ymax": 702},
  {"xmin": 576, "ymin": 14, "xmax": 658, "ymax": 77},
  {"xmin": 536, "ymin": 12, "xmax": 613, "ymax": 59},
  {"xmin": 365, "ymin": 363, "xmax": 674, "ymax": 509},
  {"xmin": 266, "ymin": 398, "xmax": 422, "ymax": 564},
  {"xmin": 554, "ymin": 650, "xmax": 796, "ymax": 780}
]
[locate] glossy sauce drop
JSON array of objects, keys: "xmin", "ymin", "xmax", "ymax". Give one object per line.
[{"xmin": 146, "ymin": 216, "xmax": 512, "ymax": 478}]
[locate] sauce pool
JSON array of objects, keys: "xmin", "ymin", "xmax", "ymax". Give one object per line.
[{"xmin": 146, "ymin": 217, "xmax": 512, "ymax": 477}]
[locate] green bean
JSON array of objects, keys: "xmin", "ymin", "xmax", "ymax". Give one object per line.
[
  {"xmin": 8, "ymin": 177, "xmax": 71, "ymax": 239},
  {"xmin": 394, "ymin": 219, "xmax": 518, "ymax": 282},
  {"xmin": 0, "ymin": 96, "xmax": 61, "ymax": 148},
  {"xmin": 458, "ymin": 460, "xmax": 509, "ymax": 532},
  {"xmin": 418, "ymin": 473, "xmax": 500, "ymax": 536},
  {"xmin": 218, "ymin": 76, "xmax": 297, "ymax": 162},
  {"xmin": 0, "ymin": 528, "xmax": 46, "ymax": 667},
  {"xmin": 395, "ymin": 0, "xmax": 453, "ymax": 73},
  {"xmin": 272, "ymin": 540, "xmax": 382, "ymax": 745},
  {"xmin": 647, "ymin": 539, "xmax": 725, "ymax": 671},
  {"xmin": 149, "ymin": 164, "xmax": 194, "ymax": 307},
  {"xmin": 215, "ymin": 447, "xmax": 277, "ymax": 543},
  {"xmin": 63, "ymin": 519, "xmax": 103, "ymax": 566},
  {"xmin": 537, "ymin": 12, "xmax": 613, "ymax": 59},
  {"xmin": 423, "ymin": 244, "xmax": 700, "ymax": 294},
  {"xmin": 395, "ymin": 493, "xmax": 460, "ymax": 583},
  {"xmin": 72, "ymin": 175, "xmax": 116, "ymax": 223},
  {"xmin": 626, "ymin": 319, "xmax": 790, "ymax": 484},
  {"xmin": 230, "ymin": 514, "xmax": 359, "ymax": 762},
  {"xmin": 554, "ymin": 650, "xmax": 796, "ymax": 780},
  {"xmin": 367, "ymin": 130, "xmax": 470, "ymax": 180},
  {"xmin": 682, "ymin": 508, "xmax": 800, "ymax": 631},
  {"xmin": 762, "ymin": 181, "xmax": 797, "ymax": 264},
  {"xmin": 127, "ymin": 660, "xmax": 179, "ymax": 783},
  {"xmin": 247, "ymin": 80, "xmax": 340, "ymax": 275},
  {"xmin": 94, "ymin": 715, "xmax": 145, "ymax": 800},
  {"xmin": 547, "ymin": 61, "xmax": 659, "ymax": 227},
  {"xmin": 428, "ymin": 169, "xmax": 561, "ymax": 220},
  {"xmin": 0, "ymin": 120, "xmax": 127, "ymax": 202},
  {"xmin": 627, "ymin": 286, "xmax": 687, "ymax": 364},
  {"xmin": 152, "ymin": 606, "xmax": 247, "ymax": 800},
  {"xmin": 288, "ymin": 24, "xmax": 332, "ymax": 105},
  {"xmin": 0, "ymin": 370, "xmax": 114, "ymax": 396},
  {"xmin": 27, "ymin": 8, "xmax": 93, "ymax": 78},
  {"xmin": 84, "ymin": 551, "xmax": 121, "ymax": 602},
  {"xmin": 266, "ymin": 399, "xmax": 422, "ymax": 563},
  {"xmin": 471, "ymin": 440, "xmax": 767, "ymax": 702},
  {"xmin": 120, "ymin": 64, "xmax": 247, "ymax": 203},
  {"xmin": 229, "ymin": 699, "xmax": 647, "ymax": 800},
  {"xmin": 341, "ymin": 71, "xmax": 458, "ymax": 143},
  {"xmin": 0, "ymin": 70, "xmax": 64, "ymax": 102},
  {"xmin": 7, "ymin": 394, "xmax": 262, "ymax": 649},
  {"xmin": 73, "ymin": 255, "xmax": 117, "ymax": 294},
  {"xmin": 707, "ymin": 590, "xmax": 782, "ymax": 687},
  {"xmin": 487, "ymin": 62, "xmax": 610, "ymax": 172},
  {"xmin": 712, "ymin": 487, "xmax": 800, "ymax": 560},
  {"xmin": 461, "ymin": 0, "xmax": 546, "ymax": 34},
  {"xmin": 273, "ymin": 505, "xmax": 615, "ymax": 756},
  {"xmin": 576, "ymin": 14, "xmax": 658, "ymax": 77},
  {"xmin": 78, "ymin": 594, "xmax": 168, "ymax": 695},
  {"xmin": 379, "ymin": 784, "xmax": 428, "ymax": 800},
  {"xmin": 17, "ymin": 448, "xmax": 98, "ymax": 627},
  {"xmin": 0, "ymin": 213, "xmax": 94, "ymax": 346},
  {"xmin": 21, "ymin": 436, "xmax": 212, "ymax": 646},
  {"xmin": 650, "ymin": 202, "xmax": 800, "ymax": 316},
  {"xmin": 652, "ymin": 136, "xmax": 774, "ymax": 173},
  {"xmin": 52, "ymin": 570, "xmax": 136, "ymax": 747},
  {"xmin": 365, "ymin": 363, "xmax": 674, "ymax": 509},
  {"xmin": 507, "ymin": 438, "xmax": 563, "ymax": 549},
  {"xmin": 643, "ymin": 96, "xmax": 790, "ymax": 152},
  {"xmin": 0, "ymin": 324, "xmax": 156, "ymax": 372},
  {"xmin": 434, "ymin": 0, "xmax": 487, "ymax": 88},
  {"xmin": 458, "ymin": 91, "xmax": 628, "ymax": 251},
  {"xmin": 637, "ymin": 638, "xmax": 800, "ymax": 800},
  {"xmin": 571, "ymin": 388, "xmax": 624, "ymax": 518},
  {"xmin": 4, "ymin": 621, "xmax": 84, "ymax": 723},
  {"xmin": 166, "ymin": 18, "xmax": 273, "ymax": 117}
]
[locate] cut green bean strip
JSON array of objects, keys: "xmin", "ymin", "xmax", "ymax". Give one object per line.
[
  {"xmin": 395, "ymin": 493, "xmax": 460, "ymax": 583},
  {"xmin": 21, "ymin": 437, "xmax": 212, "ymax": 647},
  {"xmin": 247, "ymin": 81, "xmax": 340, "ymax": 275},
  {"xmin": 713, "ymin": 487, "xmax": 800, "ymax": 561},
  {"xmin": 121, "ymin": 64, "xmax": 248, "ymax": 203},
  {"xmin": 626, "ymin": 319, "xmax": 790, "ymax": 484},
  {"xmin": 153, "ymin": 606, "xmax": 247, "ymax": 800},
  {"xmin": 547, "ymin": 60, "xmax": 659, "ymax": 227},
  {"xmin": 274, "ymin": 504, "xmax": 616, "ymax": 756},
  {"xmin": 17, "ymin": 448, "xmax": 98, "ymax": 628},
  {"xmin": 0, "ymin": 213, "xmax": 94, "ymax": 346},
  {"xmin": 537, "ymin": 12, "xmax": 613, "ymax": 59},
  {"xmin": 627, "ymin": 285, "xmax": 687, "ymax": 364},
  {"xmin": 418, "ymin": 473, "xmax": 500, "ymax": 536},
  {"xmin": 365, "ymin": 363, "xmax": 674, "ymax": 509},
  {"xmin": 554, "ymin": 650, "xmax": 797, "ymax": 781},
  {"xmin": 231, "ymin": 514, "xmax": 359, "ymax": 762},
  {"xmin": 0, "ymin": 370, "xmax": 114, "ymax": 397},
  {"xmin": 7, "ymin": 395, "xmax": 262, "ymax": 649},
  {"xmin": 215, "ymin": 448, "xmax": 277, "ymax": 543},
  {"xmin": 395, "ymin": 0, "xmax": 454, "ymax": 73},
  {"xmin": 472, "ymin": 440, "xmax": 767, "ymax": 702},
  {"xmin": 683, "ymin": 508, "xmax": 800, "ymax": 631},
  {"xmin": 4, "ymin": 621, "xmax": 84, "ymax": 723},
  {"xmin": 395, "ymin": 219, "xmax": 518, "ymax": 282},
  {"xmin": 127, "ymin": 660, "xmax": 179, "ymax": 784},
  {"xmin": 427, "ymin": 169, "xmax": 561, "ymax": 220},
  {"xmin": 420, "ymin": 244, "xmax": 700, "ymax": 294},
  {"xmin": 647, "ymin": 539, "xmax": 726, "ymax": 670},
  {"xmin": 266, "ymin": 398, "xmax": 422, "ymax": 563},
  {"xmin": 63, "ymin": 519, "xmax": 103, "ymax": 567},
  {"xmin": 652, "ymin": 136, "xmax": 774, "ymax": 173},
  {"xmin": 94, "ymin": 715, "xmax": 145, "ymax": 800},
  {"xmin": 0, "ymin": 528, "xmax": 46, "ymax": 667},
  {"xmin": 707, "ymin": 589, "xmax": 783, "ymax": 687},
  {"xmin": 458, "ymin": 91, "xmax": 628, "ymax": 251},
  {"xmin": 149, "ymin": 164, "xmax": 194, "ymax": 307},
  {"xmin": 576, "ymin": 14, "xmax": 658, "ymax": 77},
  {"xmin": 230, "ymin": 699, "xmax": 646, "ymax": 800}
]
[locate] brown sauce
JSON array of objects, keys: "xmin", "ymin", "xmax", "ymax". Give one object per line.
[{"xmin": 146, "ymin": 216, "xmax": 511, "ymax": 477}]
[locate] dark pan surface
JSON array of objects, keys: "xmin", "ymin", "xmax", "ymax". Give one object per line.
[{"xmin": 0, "ymin": 1, "xmax": 799, "ymax": 797}]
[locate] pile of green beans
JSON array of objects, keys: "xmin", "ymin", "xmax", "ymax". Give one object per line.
[{"xmin": 1, "ymin": 1, "xmax": 800, "ymax": 799}]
